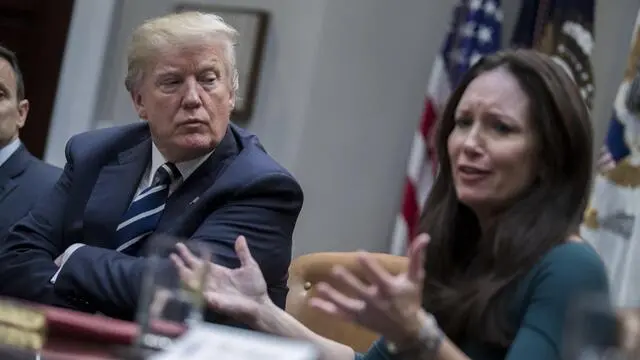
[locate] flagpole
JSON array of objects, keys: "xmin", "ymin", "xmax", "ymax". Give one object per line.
[{"xmin": 532, "ymin": 0, "xmax": 551, "ymax": 48}]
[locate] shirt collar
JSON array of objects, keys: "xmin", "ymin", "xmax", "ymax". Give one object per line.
[
  {"xmin": 149, "ymin": 142, "xmax": 214, "ymax": 186},
  {"xmin": 0, "ymin": 138, "xmax": 21, "ymax": 168}
]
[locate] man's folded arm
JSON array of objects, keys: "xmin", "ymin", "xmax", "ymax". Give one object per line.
[
  {"xmin": 190, "ymin": 172, "xmax": 303, "ymax": 307},
  {"xmin": 53, "ymin": 172, "xmax": 303, "ymax": 317},
  {"xmin": 53, "ymin": 246, "xmax": 148, "ymax": 318}
]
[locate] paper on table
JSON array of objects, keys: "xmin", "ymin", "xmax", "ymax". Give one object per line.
[{"xmin": 150, "ymin": 323, "xmax": 318, "ymax": 360}]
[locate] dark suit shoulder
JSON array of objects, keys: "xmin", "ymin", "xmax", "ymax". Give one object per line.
[
  {"xmin": 68, "ymin": 122, "xmax": 148, "ymax": 145},
  {"xmin": 15, "ymin": 150, "xmax": 62, "ymax": 201},
  {"xmin": 24, "ymin": 156, "xmax": 62, "ymax": 183},
  {"xmin": 65, "ymin": 123, "xmax": 150, "ymax": 162},
  {"xmin": 230, "ymin": 125, "xmax": 299, "ymax": 182},
  {"xmin": 0, "ymin": 148, "xmax": 62, "ymax": 241},
  {"xmin": 4, "ymin": 146, "xmax": 61, "ymax": 184}
]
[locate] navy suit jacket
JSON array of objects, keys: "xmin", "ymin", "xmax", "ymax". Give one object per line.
[
  {"xmin": 0, "ymin": 123, "xmax": 303, "ymax": 321},
  {"xmin": 0, "ymin": 145, "xmax": 62, "ymax": 241}
]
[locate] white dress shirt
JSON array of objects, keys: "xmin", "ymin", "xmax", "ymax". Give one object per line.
[
  {"xmin": 136, "ymin": 142, "xmax": 214, "ymax": 197},
  {"xmin": 50, "ymin": 142, "xmax": 214, "ymax": 284},
  {"xmin": 0, "ymin": 137, "xmax": 21, "ymax": 168}
]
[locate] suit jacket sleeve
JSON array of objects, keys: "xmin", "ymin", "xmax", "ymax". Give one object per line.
[
  {"xmin": 192, "ymin": 172, "xmax": 303, "ymax": 308},
  {"xmin": 53, "ymin": 171, "xmax": 303, "ymax": 318},
  {"xmin": 0, "ymin": 140, "xmax": 77, "ymax": 308}
]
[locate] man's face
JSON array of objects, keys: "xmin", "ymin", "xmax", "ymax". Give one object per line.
[
  {"xmin": 131, "ymin": 41, "xmax": 235, "ymax": 162},
  {"xmin": 0, "ymin": 58, "xmax": 28, "ymax": 148}
]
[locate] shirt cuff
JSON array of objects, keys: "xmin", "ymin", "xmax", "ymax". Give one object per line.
[{"xmin": 50, "ymin": 244, "xmax": 86, "ymax": 284}]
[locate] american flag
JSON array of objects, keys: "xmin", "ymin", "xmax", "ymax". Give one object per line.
[{"xmin": 390, "ymin": 0, "xmax": 503, "ymax": 255}]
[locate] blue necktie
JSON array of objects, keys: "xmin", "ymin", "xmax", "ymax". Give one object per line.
[{"xmin": 116, "ymin": 162, "xmax": 181, "ymax": 255}]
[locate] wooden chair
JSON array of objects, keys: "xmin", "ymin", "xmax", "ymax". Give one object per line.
[
  {"xmin": 286, "ymin": 252, "xmax": 640, "ymax": 356},
  {"xmin": 286, "ymin": 252, "xmax": 408, "ymax": 352}
]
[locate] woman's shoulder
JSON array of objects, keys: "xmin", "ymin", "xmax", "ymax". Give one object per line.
[
  {"xmin": 537, "ymin": 240, "xmax": 602, "ymax": 269},
  {"xmin": 524, "ymin": 240, "xmax": 609, "ymax": 298}
]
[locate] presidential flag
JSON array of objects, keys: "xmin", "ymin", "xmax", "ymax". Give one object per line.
[
  {"xmin": 582, "ymin": 10, "xmax": 640, "ymax": 307},
  {"xmin": 390, "ymin": 0, "xmax": 503, "ymax": 255},
  {"xmin": 511, "ymin": 0, "xmax": 596, "ymax": 108}
]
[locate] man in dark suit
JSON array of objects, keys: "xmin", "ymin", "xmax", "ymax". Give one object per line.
[
  {"xmin": 0, "ymin": 45, "xmax": 61, "ymax": 240},
  {"xmin": 0, "ymin": 12, "xmax": 303, "ymax": 321}
]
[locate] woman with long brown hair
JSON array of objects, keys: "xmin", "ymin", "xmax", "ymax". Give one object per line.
[{"xmin": 173, "ymin": 49, "xmax": 610, "ymax": 359}]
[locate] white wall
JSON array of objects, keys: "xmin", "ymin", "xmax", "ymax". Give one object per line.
[
  {"xmin": 45, "ymin": 0, "xmax": 640, "ymax": 256},
  {"xmin": 44, "ymin": 0, "xmax": 119, "ymax": 167}
]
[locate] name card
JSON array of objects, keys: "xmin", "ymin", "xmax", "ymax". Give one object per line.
[{"xmin": 151, "ymin": 323, "xmax": 317, "ymax": 360}]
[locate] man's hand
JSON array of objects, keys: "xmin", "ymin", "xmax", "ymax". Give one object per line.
[{"xmin": 54, "ymin": 243, "xmax": 86, "ymax": 267}]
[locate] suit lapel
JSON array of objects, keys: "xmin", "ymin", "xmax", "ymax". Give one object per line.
[
  {"xmin": 156, "ymin": 127, "xmax": 239, "ymax": 234},
  {"xmin": 0, "ymin": 145, "xmax": 30, "ymax": 203},
  {"xmin": 0, "ymin": 177, "xmax": 17, "ymax": 204},
  {"xmin": 83, "ymin": 137, "xmax": 151, "ymax": 249}
]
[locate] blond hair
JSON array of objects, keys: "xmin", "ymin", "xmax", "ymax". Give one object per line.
[{"xmin": 124, "ymin": 11, "xmax": 239, "ymax": 94}]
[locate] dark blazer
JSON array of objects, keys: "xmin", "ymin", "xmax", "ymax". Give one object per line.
[
  {"xmin": 0, "ymin": 144, "xmax": 62, "ymax": 241},
  {"xmin": 0, "ymin": 123, "xmax": 303, "ymax": 321}
]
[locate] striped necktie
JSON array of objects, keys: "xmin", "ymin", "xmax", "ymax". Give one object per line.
[{"xmin": 116, "ymin": 162, "xmax": 181, "ymax": 255}]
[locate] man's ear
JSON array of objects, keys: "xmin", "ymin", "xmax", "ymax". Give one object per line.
[
  {"xmin": 16, "ymin": 99, "xmax": 29, "ymax": 129},
  {"xmin": 229, "ymin": 90, "xmax": 236, "ymax": 110},
  {"xmin": 229, "ymin": 70, "xmax": 237, "ymax": 110},
  {"xmin": 130, "ymin": 90, "xmax": 148, "ymax": 120}
]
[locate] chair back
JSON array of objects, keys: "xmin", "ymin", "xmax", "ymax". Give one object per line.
[{"xmin": 286, "ymin": 252, "xmax": 408, "ymax": 352}]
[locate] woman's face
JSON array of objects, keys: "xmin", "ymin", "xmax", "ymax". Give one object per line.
[{"xmin": 447, "ymin": 67, "xmax": 539, "ymax": 216}]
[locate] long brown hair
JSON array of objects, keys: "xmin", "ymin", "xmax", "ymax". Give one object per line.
[{"xmin": 420, "ymin": 49, "xmax": 593, "ymax": 346}]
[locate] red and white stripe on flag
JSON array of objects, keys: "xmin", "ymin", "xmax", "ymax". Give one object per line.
[
  {"xmin": 390, "ymin": 57, "xmax": 451, "ymax": 256},
  {"xmin": 389, "ymin": 0, "xmax": 503, "ymax": 255}
]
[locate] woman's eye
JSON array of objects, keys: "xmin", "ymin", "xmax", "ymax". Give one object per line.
[
  {"xmin": 454, "ymin": 117, "xmax": 472, "ymax": 127},
  {"xmin": 492, "ymin": 121, "xmax": 513, "ymax": 134}
]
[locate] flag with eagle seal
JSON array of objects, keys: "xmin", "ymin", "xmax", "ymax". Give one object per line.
[
  {"xmin": 511, "ymin": 0, "xmax": 595, "ymax": 108},
  {"xmin": 582, "ymin": 9, "xmax": 640, "ymax": 307}
]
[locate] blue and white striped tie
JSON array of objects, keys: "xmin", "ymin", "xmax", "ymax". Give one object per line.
[{"xmin": 115, "ymin": 162, "xmax": 181, "ymax": 255}]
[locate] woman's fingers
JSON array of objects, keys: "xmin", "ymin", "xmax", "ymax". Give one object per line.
[
  {"xmin": 358, "ymin": 253, "xmax": 395, "ymax": 295},
  {"xmin": 170, "ymin": 253, "xmax": 192, "ymax": 282},
  {"xmin": 172, "ymin": 245, "xmax": 213, "ymax": 291},
  {"xmin": 407, "ymin": 233, "xmax": 429, "ymax": 283},
  {"xmin": 313, "ymin": 282, "xmax": 365, "ymax": 321},
  {"xmin": 331, "ymin": 265, "xmax": 376, "ymax": 300},
  {"xmin": 309, "ymin": 297, "xmax": 353, "ymax": 319},
  {"xmin": 235, "ymin": 236, "xmax": 258, "ymax": 268},
  {"xmin": 175, "ymin": 242, "xmax": 202, "ymax": 269}
]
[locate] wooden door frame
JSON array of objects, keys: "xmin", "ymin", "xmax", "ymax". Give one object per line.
[{"xmin": 19, "ymin": 0, "xmax": 75, "ymax": 159}]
